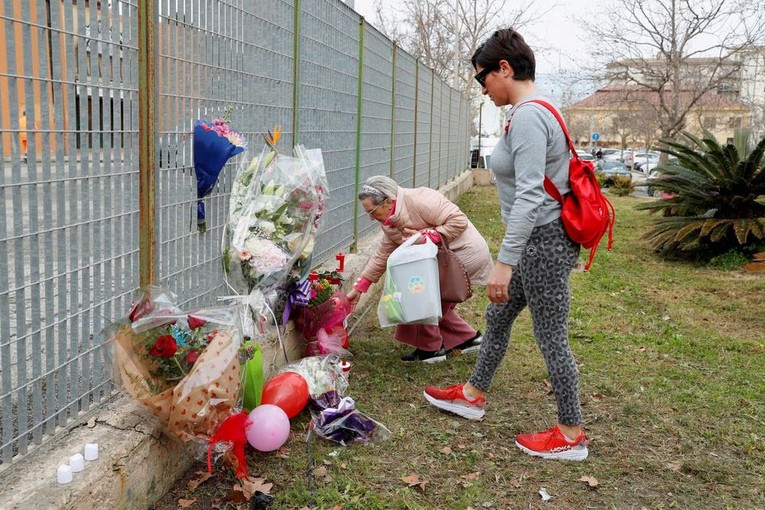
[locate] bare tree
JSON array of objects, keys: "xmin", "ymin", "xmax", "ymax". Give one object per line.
[
  {"xmin": 609, "ymin": 111, "xmax": 636, "ymax": 151},
  {"xmin": 371, "ymin": 0, "xmax": 541, "ymax": 111},
  {"xmin": 590, "ymin": 0, "xmax": 765, "ymax": 146},
  {"xmin": 373, "ymin": 0, "xmax": 531, "ymax": 84},
  {"xmin": 566, "ymin": 115, "xmax": 590, "ymax": 147},
  {"xmin": 632, "ymin": 107, "xmax": 661, "ymax": 154}
]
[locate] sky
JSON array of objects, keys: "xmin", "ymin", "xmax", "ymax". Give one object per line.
[
  {"xmin": 351, "ymin": 0, "xmax": 600, "ymax": 74},
  {"xmin": 350, "ymin": 0, "xmax": 603, "ymax": 135}
]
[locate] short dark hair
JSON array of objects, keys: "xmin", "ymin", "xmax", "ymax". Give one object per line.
[{"xmin": 471, "ymin": 28, "xmax": 535, "ymax": 82}]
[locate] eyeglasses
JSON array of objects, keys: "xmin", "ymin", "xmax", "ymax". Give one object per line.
[
  {"xmin": 365, "ymin": 202, "xmax": 384, "ymax": 218},
  {"xmin": 474, "ymin": 66, "xmax": 497, "ymax": 88}
]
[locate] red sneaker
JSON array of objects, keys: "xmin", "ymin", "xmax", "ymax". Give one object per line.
[
  {"xmin": 423, "ymin": 384, "xmax": 486, "ymax": 420},
  {"xmin": 514, "ymin": 425, "xmax": 589, "ymax": 461}
]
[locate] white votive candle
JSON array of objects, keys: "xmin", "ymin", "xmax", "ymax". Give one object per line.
[
  {"xmin": 84, "ymin": 443, "xmax": 99, "ymax": 461},
  {"xmin": 69, "ymin": 453, "xmax": 84, "ymax": 472},
  {"xmin": 57, "ymin": 464, "xmax": 73, "ymax": 484}
]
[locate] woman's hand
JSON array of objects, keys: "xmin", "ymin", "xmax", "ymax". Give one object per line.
[
  {"xmin": 487, "ymin": 262, "xmax": 513, "ymax": 303},
  {"xmin": 347, "ymin": 288, "xmax": 361, "ymax": 304},
  {"xmin": 400, "ymin": 227, "xmax": 420, "ymax": 239}
]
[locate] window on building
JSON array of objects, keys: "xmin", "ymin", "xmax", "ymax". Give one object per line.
[
  {"xmin": 703, "ymin": 117, "xmax": 717, "ymax": 129},
  {"xmin": 728, "ymin": 117, "xmax": 742, "ymax": 129}
]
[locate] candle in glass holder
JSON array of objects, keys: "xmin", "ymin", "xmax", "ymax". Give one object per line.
[
  {"xmin": 69, "ymin": 453, "xmax": 84, "ymax": 472},
  {"xmin": 84, "ymin": 443, "xmax": 99, "ymax": 461},
  {"xmin": 57, "ymin": 464, "xmax": 73, "ymax": 484}
]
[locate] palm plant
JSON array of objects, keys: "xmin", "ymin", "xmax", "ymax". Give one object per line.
[{"xmin": 639, "ymin": 131, "xmax": 765, "ymax": 254}]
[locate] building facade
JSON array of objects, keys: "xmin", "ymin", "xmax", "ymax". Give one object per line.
[{"xmin": 563, "ymin": 50, "xmax": 761, "ymax": 149}]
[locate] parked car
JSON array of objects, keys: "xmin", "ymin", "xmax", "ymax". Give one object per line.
[
  {"xmin": 595, "ymin": 160, "xmax": 632, "ymax": 185},
  {"xmin": 645, "ymin": 169, "xmax": 670, "ymax": 197},
  {"xmin": 575, "ymin": 149, "xmax": 596, "ymax": 161},
  {"xmin": 632, "ymin": 152, "xmax": 660, "ymax": 172},
  {"xmin": 600, "ymin": 149, "xmax": 622, "ymax": 162}
]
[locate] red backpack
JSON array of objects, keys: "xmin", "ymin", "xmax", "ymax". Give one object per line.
[{"xmin": 510, "ymin": 100, "xmax": 615, "ymax": 271}]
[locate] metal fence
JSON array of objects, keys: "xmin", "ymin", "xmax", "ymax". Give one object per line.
[{"xmin": 0, "ymin": 0, "xmax": 470, "ymax": 468}]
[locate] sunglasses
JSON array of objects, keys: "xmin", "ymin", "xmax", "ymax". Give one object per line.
[{"xmin": 474, "ymin": 66, "xmax": 497, "ymax": 87}]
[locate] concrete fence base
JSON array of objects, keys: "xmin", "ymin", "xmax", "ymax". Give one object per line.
[{"xmin": 0, "ymin": 169, "xmax": 476, "ymax": 510}]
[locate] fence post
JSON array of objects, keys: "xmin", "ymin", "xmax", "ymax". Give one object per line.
[
  {"xmin": 412, "ymin": 60, "xmax": 419, "ymax": 186},
  {"xmin": 389, "ymin": 42, "xmax": 397, "ymax": 179},
  {"xmin": 448, "ymin": 86, "xmax": 453, "ymax": 182},
  {"xmin": 138, "ymin": 0, "xmax": 158, "ymax": 286},
  {"xmin": 292, "ymin": 0, "xmax": 301, "ymax": 145},
  {"xmin": 352, "ymin": 17, "xmax": 365, "ymax": 249},
  {"xmin": 427, "ymin": 71, "xmax": 434, "ymax": 188}
]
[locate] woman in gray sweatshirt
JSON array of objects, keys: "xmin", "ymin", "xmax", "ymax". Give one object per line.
[{"xmin": 424, "ymin": 28, "xmax": 589, "ymax": 461}]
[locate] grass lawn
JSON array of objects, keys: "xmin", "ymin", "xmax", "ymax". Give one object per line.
[{"xmin": 150, "ymin": 186, "xmax": 765, "ymax": 510}]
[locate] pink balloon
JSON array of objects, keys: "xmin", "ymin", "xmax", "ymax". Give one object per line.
[{"xmin": 246, "ymin": 404, "xmax": 290, "ymax": 452}]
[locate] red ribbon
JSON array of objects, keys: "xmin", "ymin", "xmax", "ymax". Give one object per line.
[{"xmin": 208, "ymin": 412, "xmax": 250, "ymax": 479}]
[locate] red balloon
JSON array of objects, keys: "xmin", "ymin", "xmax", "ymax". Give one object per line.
[{"xmin": 260, "ymin": 372, "xmax": 309, "ymax": 418}]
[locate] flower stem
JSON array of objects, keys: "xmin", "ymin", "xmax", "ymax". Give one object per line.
[{"xmin": 173, "ymin": 355, "xmax": 187, "ymax": 376}]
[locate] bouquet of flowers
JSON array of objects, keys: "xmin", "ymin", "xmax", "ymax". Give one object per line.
[
  {"xmin": 108, "ymin": 286, "xmax": 243, "ymax": 447},
  {"xmin": 307, "ymin": 270, "xmax": 344, "ymax": 307},
  {"xmin": 221, "ymin": 129, "xmax": 328, "ymax": 337},
  {"xmin": 193, "ymin": 110, "xmax": 247, "ymax": 233},
  {"xmin": 298, "ymin": 271, "xmax": 351, "ymax": 356}
]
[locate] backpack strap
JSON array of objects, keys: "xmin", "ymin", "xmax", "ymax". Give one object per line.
[{"xmin": 506, "ymin": 99, "xmax": 577, "ymax": 203}]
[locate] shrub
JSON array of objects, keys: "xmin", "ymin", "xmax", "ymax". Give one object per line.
[
  {"xmin": 708, "ymin": 250, "xmax": 751, "ymax": 270},
  {"xmin": 610, "ymin": 175, "xmax": 634, "ymax": 196},
  {"xmin": 638, "ymin": 132, "xmax": 765, "ymax": 255}
]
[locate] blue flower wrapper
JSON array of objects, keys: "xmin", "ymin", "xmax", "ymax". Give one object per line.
[{"xmin": 193, "ymin": 120, "xmax": 246, "ymax": 232}]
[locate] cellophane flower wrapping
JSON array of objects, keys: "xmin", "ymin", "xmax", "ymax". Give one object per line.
[
  {"xmin": 222, "ymin": 142, "xmax": 328, "ymax": 337},
  {"xmin": 301, "ymin": 291, "xmax": 352, "ymax": 356},
  {"xmin": 280, "ymin": 355, "xmax": 390, "ymax": 446},
  {"xmin": 223, "ymin": 144, "xmax": 328, "ymax": 294},
  {"xmin": 108, "ymin": 286, "xmax": 243, "ymax": 444}
]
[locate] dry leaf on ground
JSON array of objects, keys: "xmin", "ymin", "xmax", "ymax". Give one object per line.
[
  {"xmin": 579, "ymin": 476, "xmax": 599, "ymax": 488},
  {"xmin": 177, "ymin": 499, "xmax": 196, "ymax": 508},
  {"xmin": 401, "ymin": 474, "xmax": 428, "ymax": 490},
  {"xmin": 186, "ymin": 471, "xmax": 213, "ymax": 491},
  {"xmin": 226, "ymin": 486, "xmax": 247, "ymax": 504},
  {"xmin": 241, "ymin": 476, "xmax": 273, "ymax": 499}
]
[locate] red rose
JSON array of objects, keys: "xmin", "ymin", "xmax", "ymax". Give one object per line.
[
  {"xmin": 149, "ymin": 335, "xmax": 177, "ymax": 358},
  {"xmin": 187, "ymin": 315, "xmax": 206, "ymax": 330},
  {"xmin": 186, "ymin": 350, "xmax": 200, "ymax": 364}
]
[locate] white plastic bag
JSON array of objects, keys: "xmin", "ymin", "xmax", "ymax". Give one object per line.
[{"xmin": 377, "ymin": 232, "xmax": 442, "ymax": 327}]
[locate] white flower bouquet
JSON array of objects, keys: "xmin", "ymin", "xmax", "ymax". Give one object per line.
[{"xmin": 221, "ymin": 130, "xmax": 328, "ymax": 335}]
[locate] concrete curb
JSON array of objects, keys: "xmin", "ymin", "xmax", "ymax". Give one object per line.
[{"xmin": 0, "ymin": 170, "xmax": 476, "ymax": 510}]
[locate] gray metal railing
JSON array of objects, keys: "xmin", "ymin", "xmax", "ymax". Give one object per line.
[{"xmin": 0, "ymin": 0, "xmax": 470, "ymax": 468}]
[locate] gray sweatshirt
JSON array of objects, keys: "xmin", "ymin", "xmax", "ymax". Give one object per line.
[{"xmin": 489, "ymin": 93, "xmax": 571, "ymax": 266}]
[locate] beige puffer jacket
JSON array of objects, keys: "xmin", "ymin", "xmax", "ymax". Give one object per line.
[{"xmin": 360, "ymin": 186, "xmax": 493, "ymax": 286}]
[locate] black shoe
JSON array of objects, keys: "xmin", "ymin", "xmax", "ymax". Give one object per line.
[
  {"xmin": 400, "ymin": 348, "xmax": 447, "ymax": 363},
  {"xmin": 448, "ymin": 331, "xmax": 483, "ymax": 354}
]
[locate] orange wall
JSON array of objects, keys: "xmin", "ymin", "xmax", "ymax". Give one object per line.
[{"xmin": 1, "ymin": 0, "xmax": 82, "ymax": 157}]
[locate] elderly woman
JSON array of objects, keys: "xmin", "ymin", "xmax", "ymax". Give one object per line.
[{"xmin": 346, "ymin": 175, "xmax": 493, "ymax": 363}]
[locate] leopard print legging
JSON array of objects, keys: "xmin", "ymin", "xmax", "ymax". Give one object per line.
[{"xmin": 468, "ymin": 218, "xmax": 583, "ymax": 425}]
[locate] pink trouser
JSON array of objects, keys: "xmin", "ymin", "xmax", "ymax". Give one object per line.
[{"xmin": 394, "ymin": 301, "xmax": 477, "ymax": 352}]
